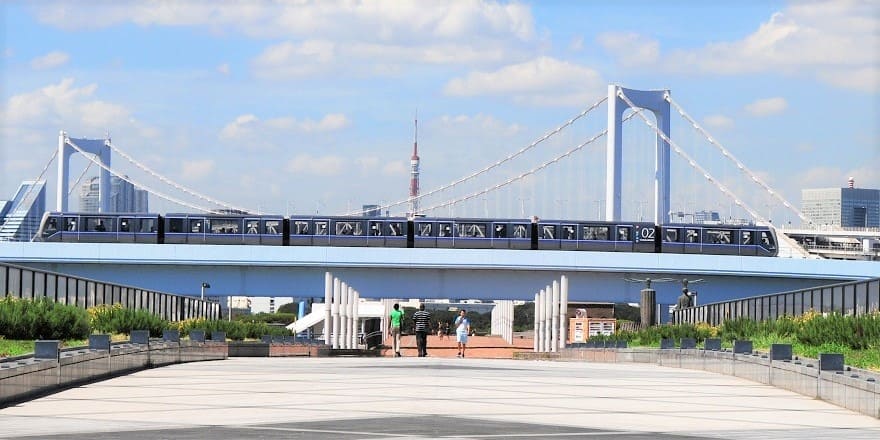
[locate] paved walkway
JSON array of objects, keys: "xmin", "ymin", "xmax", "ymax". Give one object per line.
[{"xmin": 1, "ymin": 357, "xmax": 879, "ymax": 439}]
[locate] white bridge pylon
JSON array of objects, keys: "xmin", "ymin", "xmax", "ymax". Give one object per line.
[
  {"xmin": 57, "ymin": 130, "xmax": 112, "ymax": 212},
  {"xmin": 606, "ymin": 85, "xmax": 671, "ymax": 224}
]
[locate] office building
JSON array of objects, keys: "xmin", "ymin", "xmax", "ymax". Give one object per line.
[
  {"xmin": 802, "ymin": 178, "xmax": 879, "ymax": 227},
  {"xmin": 0, "ymin": 180, "xmax": 46, "ymax": 242},
  {"xmin": 79, "ymin": 176, "xmax": 149, "ymax": 213}
]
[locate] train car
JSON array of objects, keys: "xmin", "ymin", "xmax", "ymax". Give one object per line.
[
  {"xmin": 660, "ymin": 223, "xmax": 777, "ymax": 257},
  {"xmin": 163, "ymin": 213, "xmax": 284, "ymax": 245},
  {"xmin": 37, "ymin": 212, "xmax": 161, "ymax": 244},
  {"xmin": 412, "ymin": 217, "xmax": 534, "ymax": 250},
  {"xmin": 535, "ymin": 220, "xmax": 657, "ymax": 252}
]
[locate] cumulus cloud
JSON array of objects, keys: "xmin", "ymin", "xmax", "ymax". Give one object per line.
[
  {"xmin": 30, "ymin": 51, "xmax": 70, "ymax": 70},
  {"xmin": 286, "ymin": 153, "xmax": 345, "ymax": 176},
  {"xmin": 744, "ymin": 97, "xmax": 787, "ymax": 116},
  {"xmin": 596, "ymin": 32, "xmax": 659, "ymax": 66},
  {"xmin": 703, "ymin": 114, "xmax": 734, "ymax": 130},
  {"xmin": 219, "ymin": 113, "xmax": 350, "ymax": 141},
  {"xmin": 444, "ymin": 56, "xmax": 605, "ymax": 106},
  {"xmin": 181, "ymin": 159, "xmax": 215, "ymax": 180},
  {"xmin": 602, "ymin": 2, "xmax": 878, "ymax": 92}
]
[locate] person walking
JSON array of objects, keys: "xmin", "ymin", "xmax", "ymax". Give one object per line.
[
  {"xmin": 454, "ymin": 309, "xmax": 471, "ymax": 358},
  {"xmin": 412, "ymin": 304, "xmax": 431, "ymax": 357},
  {"xmin": 388, "ymin": 303, "xmax": 404, "ymax": 357}
]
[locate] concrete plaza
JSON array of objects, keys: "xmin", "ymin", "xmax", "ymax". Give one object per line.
[{"xmin": 1, "ymin": 357, "xmax": 879, "ymax": 439}]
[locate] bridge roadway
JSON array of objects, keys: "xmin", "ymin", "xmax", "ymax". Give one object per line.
[
  {"xmin": 1, "ymin": 242, "xmax": 877, "ymax": 303},
  {"xmin": 1, "ymin": 357, "xmax": 879, "ymax": 439}
]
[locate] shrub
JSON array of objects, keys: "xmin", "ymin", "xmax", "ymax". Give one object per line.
[
  {"xmin": 0, "ymin": 297, "xmax": 89, "ymax": 340},
  {"xmin": 88, "ymin": 304, "xmax": 168, "ymax": 337}
]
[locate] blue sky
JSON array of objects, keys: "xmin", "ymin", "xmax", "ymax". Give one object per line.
[{"xmin": 2, "ymin": 0, "xmax": 878, "ymax": 225}]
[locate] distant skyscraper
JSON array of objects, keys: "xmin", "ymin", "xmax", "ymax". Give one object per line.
[
  {"xmin": 362, "ymin": 204, "xmax": 381, "ymax": 217},
  {"xmin": 408, "ymin": 115, "xmax": 420, "ymax": 217},
  {"xmin": 802, "ymin": 178, "xmax": 879, "ymax": 227},
  {"xmin": 79, "ymin": 176, "xmax": 149, "ymax": 213},
  {"xmin": 0, "ymin": 180, "xmax": 46, "ymax": 242}
]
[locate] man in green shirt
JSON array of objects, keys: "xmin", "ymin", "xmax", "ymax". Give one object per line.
[{"xmin": 389, "ymin": 303, "xmax": 404, "ymax": 357}]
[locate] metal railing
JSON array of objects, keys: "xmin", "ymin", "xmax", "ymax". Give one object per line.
[
  {"xmin": 0, "ymin": 262, "xmax": 220, "ymax": 321},
  {"xmin": 672, "ymin": 277, "xmax": 880, "ymax": 326}
]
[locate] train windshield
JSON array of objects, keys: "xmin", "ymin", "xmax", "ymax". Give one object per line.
[
  {"xmin": 760, "ymin": 231, "xmax": 776, "ymax": 250},
  {"xmin": 41, "ymin": 215, "xmax": 60, "ymax": 237}
]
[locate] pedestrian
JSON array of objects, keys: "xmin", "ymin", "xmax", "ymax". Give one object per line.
[
  {"xmin": 454, "ymin": 309, "xmax": 471, "ymax": 358},
  {"xmin": 389, "ymin": 303, "xmax": 403, "ymax": 357},
  {"xmin": 412, "ymin": 304, "xmax": 431, "ymax": 357}
]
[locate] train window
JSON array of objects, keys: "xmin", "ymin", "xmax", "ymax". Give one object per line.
[
  {"xmin": 43, "ymin": 217, "xmax": 59, "ymax": 236},
  {"xmin": 211, "ymin": 219, "xmax": 239, "ymax": 234},
  {"xmin": 119, "ymin": 218, "xmax": 130, "ymax": 232},
  {"xmin": 335, "ymin": 221, "xmax": 363, "ymax": 236},
  {"xmin": 168, "ymin": 218, "xmax": 183, "ymax": 233},
  {"xmin": 617, "ymin": 227, "xmax": 630, "ymax": 241},
  {"xmin": 293, "ymin": 221, "xmax": 310, "ymax": 235},
  {"xmin": 561, "ymin": 225, "xmax": 576, "ymax": 240},
  {"xmin": 493, "ymin": 224, "xmax": 507, "ymax": 238},
  {"xmin": 760, "ymin": 231, "xmax": 776, "ymax": 249},
  {"xmin": 741, "ymin": 230, "xmax": 753, "ymax": 245},
  {"xmin": 139, "ymin": 218, "xmax": 157, "ymax": 233},
  {"xmin": 418, "ymin": 223, "xmax": 433, "ymax": 237},
  {"xmin": 512, "ymin": 224, "xmax": 528, "ymax": 238},
  {"xmin": 189, "ymin": 219, "xmax": 204, "ymax": 233},
  {"xmin": 541, "ymin": 225, "xmax": 556, "ymax": 239},
  {"xmin": 664, "ymin": 228, "xmax": 679, "ymax": 242},
  {"xmin": 439, "ymin": 223, "xmax": 453, "ymax": 237},
  {"xmin": 706, "ymin": 229, "xmax": 732, "ymax": 244},
  {"xmin": 458, "ymin": 223, "xmax": 487, "ymax": 238},
  {"xmin": 64, "ymin": 217, "xmax": 78, "ymax": 232},
  {"xmin": 246, "ymin": 220, "xmax": 260, "ymax": 234},
  {"xmin": 84, "ymin": 217, "xmax": 112, "ymax": 232},
  {"xmin": 264, "ymin": 220, "xmax": 281, "ymax": 235},
  {"xmin": 369, "ymin": 221, "xmax": 383, "ymax": 236},
  {"xmin": 387, "ymin": 222, "xmax": 403, "ymax": 236},
  {"xmin": 686, "ymin": 229, "xmax": 700, "ymax": 243},
  {"xmin": 314, "ymin": 221, "xmax": 329, "ymax": 235},
  {"xmin": 583, "ymin": 226, "xmax": 608, "ymax": 240}
]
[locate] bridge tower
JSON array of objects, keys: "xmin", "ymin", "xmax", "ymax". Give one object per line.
[
  {"xmin": 605, "ymin": 85, "xmax": 671, "ymax": 224},
  {"xmin": 56, "ymin": 131, "xmax": 112, "ymax": 212}
]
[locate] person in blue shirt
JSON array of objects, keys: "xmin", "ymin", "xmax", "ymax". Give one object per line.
[{"xmin": 454, "ymin": 309, "xmax": 471, "ymax": 358}]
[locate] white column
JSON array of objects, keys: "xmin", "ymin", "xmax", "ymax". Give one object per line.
[
  {"xmin": 346, "ymin": 286, "xmax": 354, "ymax": 349},
  {"xmin": 560, "ymin": 275, "xmax": 569, "ymax": 350},
  {"xmin": 551, "ymin": 280, "xmax": 559, "ymax": 352},
  {"xmin": 543, "ymin": 284, "xmax": 552, "ymax": 352},
  {"xmin": 340, "ymin": 282, "xmax": 350, "ymax": 349},
  {"xmin": 352, "ymin": 290, "xmax": 360, "ymax": 348},
  {"xmin": 57, "ymin": 131, "xmax": 68, "ymax": 211},
  {"xmin": 324, "ymin": 272, "xmax": 332, "ymax": 344},
  {"xmin": 537, "ymin": 290, "xmax": 544, "ymax": 352},
  {"xmin": 533, "ymin": 293, "xmax": 540, "ymax": 352},
  {"xmin": 332, "ymin": 277, "xmax": 341, "ymax": 349}
]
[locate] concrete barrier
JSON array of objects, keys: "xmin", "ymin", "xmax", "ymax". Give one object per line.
[
  {"xmin": 1, "ymin": 337, "xmax": 227, "ymax": 408},
  {"xmin": 516, "ymin": 345, "xmax": 879, "ymax": 419}
]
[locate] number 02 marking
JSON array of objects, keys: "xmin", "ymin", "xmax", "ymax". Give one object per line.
[{"xmin": 640, "ymin": 227, "xmax": 655, "ymax": 240}]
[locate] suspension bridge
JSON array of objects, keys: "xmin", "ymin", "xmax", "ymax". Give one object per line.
[{"xmin": 1, "ymin": 85, "xmax": 877, "ymax": 304}]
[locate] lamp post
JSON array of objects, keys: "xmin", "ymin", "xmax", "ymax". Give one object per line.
[{"xmin": 201, "ymin": 282, "xmax": 210, "ymax": 300}]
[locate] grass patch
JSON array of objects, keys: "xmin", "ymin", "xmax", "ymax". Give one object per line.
[{"xmin": 0, "ymin": 339, "xmax": 34, "ymax": 358}]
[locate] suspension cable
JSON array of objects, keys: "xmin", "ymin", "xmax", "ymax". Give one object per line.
[
  {"xmin": 666, "ymin": 96, "xmax": 812, "ymax": 224},
  {"xmin": 616, "ymin": 90, "xmax": 768, "ymax": 223},
  {"xmin": 106, "ymin": 141, "xmax": 260, "ymax": 214},
  {"xmin": 342, "ymin": 95, "xmax": 609, "ymax": 216},
  {"xmin": 414, "ymin": 114, "xmax": 636, "ymax": 216},
  {"xmin": 67, "ymin": 160, "xmax": 94, "ymax": 196},
  {"xmin": 65, "ymin": 137, "xmax": 218, "ymax": 213},
  {"xmin": 4, "ymin": 148, "xmax": 58, "ymax": 218}
]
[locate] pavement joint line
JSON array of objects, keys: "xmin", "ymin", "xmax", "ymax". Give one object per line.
[{"xmin": 240, "ymin": 425, "xmax": 418, "ymax": 437}]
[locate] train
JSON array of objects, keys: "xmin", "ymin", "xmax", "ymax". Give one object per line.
[{"xmin": 35, "ymin": 211, "xmax": 779, "ymax": 257}]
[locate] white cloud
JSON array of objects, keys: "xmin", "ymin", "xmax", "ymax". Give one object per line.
[
  {"xmin": 437, "ymin": 113, "xmax": 524, "ymax": 137},
  {"xmin": 219, "ymin": 113, "xmax": 350, "ymax": 141},
  {"xmin": 30, "ymin": 51, "xmax": 70, "ymax": 70},
  {"xmin": 604, "ymin": 2, "xmax": 878, "ymax": 92},
  {"xmin": 217, "ymin": 63, "xmax": 230, "ymax": 75},
  {"xmin": 703, "ymin": 114, "xmax": 734, "ymax": 130},
  {"xmin": 181, "ymin": 159, "xmax": 215, "ymax": 180},
  {"xmin": 744, "ymin": 97, "xmax": 787, "ymax": 116},
  {"xmin": 381, "ymin": 161, "xmax": 408, "ymax": 177},
  {"xmin": 286, "ymin": 153, "xmax": 345, "ymax": 176},
  {"xmin": 596, "ymin": 32, "xmax": 659, "ymax": 66},
  {"xmin": 444, "ymin": 56, "xmax": 605, "ymax": 106}
]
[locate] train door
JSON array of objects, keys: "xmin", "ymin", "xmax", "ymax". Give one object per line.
[
  {"xmin": 261, "ymin": 218, "xmax": 283, "ymax": 245},
  {"xmin": 412, "ymin": 219, "xmax": 437, "ymax": 248},
  {"xmin": 537, "ymin": 222, "xmax": 561, "ymax": 250},
  {"xmin": 613, "ymin": 224, "xmax": 635, "ymax": 252},
  {"xmin": 62, "ymin": 215, "xmax": 81, "ymax": 242},
  {"xmin": 289, "ymin": 218, "xmax": 313, "ymax": 246},
  {"xmin": 489, "ymin": 221, "xmax": 510, "ymax": 249},
  {"xmin": 135, "ymin": 216, "xmax": 160, "ymax": 244},
  {"xmin": 312, "ymin": 219, "xmax": 330, "ymax": 246},
  {"xmin": 660, "ymin": 226, "xmax": 684, "ymax": 254},
  {"xmin": 186, "ymin": 216, "xmax": 207, "ymax": 244},
  {"xmin": 384, "ymin": 219, "xmax": 407, "ymax": 248},
  {"xmin": 164, "ymin": 216, "xmax": 186, "ymax": 244},
  {"xmin": 559, "ymin": 223, "xmax": 578, "ymax": 250},
  {"xmin": 436, "ymin": 221, "xmax": 455, "ymax": 248},
  {"xmin": 738, "ymin": 229, "xmax": 757, "ymax": 256},
  {"xmin": 508, "ymin": 222, "xmax": 531, "ymax": 250},
  {"xmin": 118, "ymin": 217, "xmax": 136, "ymax": 243}
]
